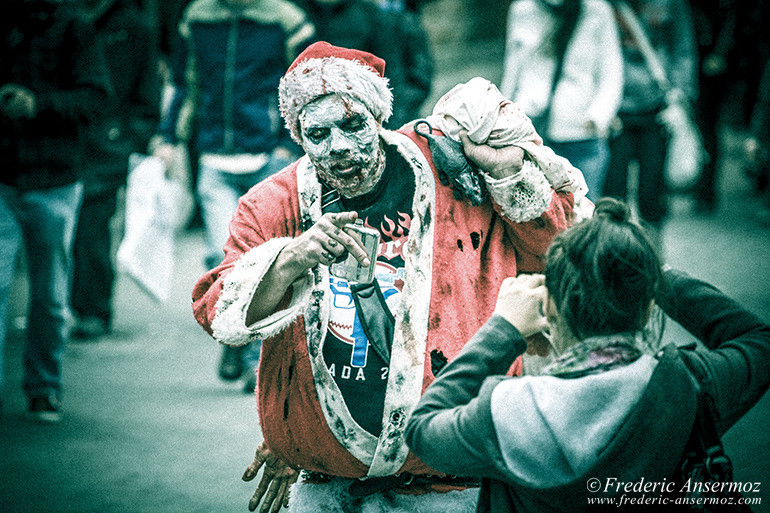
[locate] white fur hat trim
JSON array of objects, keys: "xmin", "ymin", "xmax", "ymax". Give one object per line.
[{"xmin": 279, "ymin": 56, "xmax": 393, "ymax": 143}]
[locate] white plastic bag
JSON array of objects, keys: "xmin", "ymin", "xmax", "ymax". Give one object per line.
[
  {"xmin": 116, "ymin": 154, "xmax": 185, "ymax": 302},
  {"xmin": 659, "ymin": 99, "xmax": 709, "ymax": 192}
]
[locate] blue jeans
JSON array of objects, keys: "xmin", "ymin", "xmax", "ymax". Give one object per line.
[
  {"xmin": 604, "ymin": 112, "xmax": 669, "ymax": 228},
  {"xmin": 548, "ymin": 138, "xmax": 610, "ymax": 202},
  {"xmin": 197, "ymin": 155, "xmax": 291, "ymax": 270},
  {"xmin": 0, "ymin": 182, "xmax": 83, "ymax": 399},
  {"xmin": 197, "ymin": 155, "xmax": 289, "ymax": 374}
]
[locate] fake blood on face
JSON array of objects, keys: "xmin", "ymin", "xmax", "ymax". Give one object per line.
[{"xmin": 299, "ymin": 94, "xmax": 385, "ymax": 198}]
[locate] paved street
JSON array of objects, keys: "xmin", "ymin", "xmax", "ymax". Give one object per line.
[
  {"xmin": 1, "ymin": 229, "xmax": 260, "ymax": 513},
  {"xmin": 2, "ymin": 48, "xmax": 770, "ymax": 513}
]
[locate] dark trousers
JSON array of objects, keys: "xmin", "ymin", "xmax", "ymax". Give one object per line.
[
  {"xmin": 603, "ymin": 111, "xmax": 669, "ymax": 229},
  {"xmin": 693, "ymin": 72, "xmax": 729, "ymax": 208},
  {"xmin": 71, "ymin": 185, "xmax": 120, "ymax": 326}
]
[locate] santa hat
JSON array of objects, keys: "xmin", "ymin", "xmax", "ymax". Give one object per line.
[{"xmin": 279, "ymin": 41, "xmax": 393, "ymax": 143}]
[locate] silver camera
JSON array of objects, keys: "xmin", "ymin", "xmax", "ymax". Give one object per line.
[{"xmin": 329, "ymin": 219, "xmax": 380, "ymax": 284}]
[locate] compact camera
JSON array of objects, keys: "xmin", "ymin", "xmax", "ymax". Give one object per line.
[{"xmin": 329, "ymin": 219, "xmax": 380, "ymax": 284}]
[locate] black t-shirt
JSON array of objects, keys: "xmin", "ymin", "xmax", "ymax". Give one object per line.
[{"xmin": 322, "ymin": 142, "xmax": 416, "ymax": 436}]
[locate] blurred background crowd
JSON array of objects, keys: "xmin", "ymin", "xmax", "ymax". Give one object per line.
[
  {"xmin": 2, "ymin": 0, "xmax": 769, "ymax": 423},
  {"xmin": 2, "ymin": 1, "xmax": 770, "ymax": 512}
]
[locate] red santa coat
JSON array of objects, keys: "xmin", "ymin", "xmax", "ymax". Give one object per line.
[{"xmin": 192, "ymin": 127, "xmax": 574, "ymax": 478}]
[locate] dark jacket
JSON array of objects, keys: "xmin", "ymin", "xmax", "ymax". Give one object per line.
[
  {"xmin": 79, "ymin": 0, "xmax": 160, "ymax": 193},
  {"xmin": 157, "ymin": 0, "xmax": 314, "ymax": 155},
  {"xmin": 1, "ymin": 0, "xmax": 111, "ymax": 190},
  {"xmin": 294, "ymin": 0, "xmax": 433, "ymax": 128},
  {"xmin": 690, "ymin": 0, "xmax": 736, "ymax": 71},
  {"xmin": 405, "ymin": 269, "xmax": 770, "ymax": 512},
  {"xmin": 387, "ymin": 7, "xmax": 434, "ymax": 128}
]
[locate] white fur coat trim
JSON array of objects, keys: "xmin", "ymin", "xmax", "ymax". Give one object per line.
[
  {"xmin": 483, "ymin": 159, "xmax": 553, "ymax": 222},
  {"xmin": 368, "ymin": 129, "xmax": 435, "ymax": 476},
  {"xmin": 287, "ymin": 475, "xmax": 479, "ymax": 512},
  {"xmin": 210, "ymin": 237, "xmax": 314, "ymax": 346},
  {"xmin": 294, "ymin": 151, "xmax": 380, "ymax": 464},
  {"xmin": 297, "ymin": 130, "xmax": 436, "ymax": 476}
]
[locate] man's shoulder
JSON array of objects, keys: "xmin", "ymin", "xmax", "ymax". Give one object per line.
[
  {"xmin": 390, "ymin": 125, "xmax": 438, "ymax": 161},
  {"xmin": 181, "ymin": 0, "xmax": 309, "ymax": 37},
  {"xmin": 240, "ymin": 159, "xmax": 301, "ymax": 205},
  {"xmin": 183, "ymin": 0, "xmax": 304, "ymax": 22},
  {"xmin": 182, "ymin": 0, "xmax": 223, "ymax": 21},
  {"xmin": 179, "ymin": 0, "xmax": 229, "ymax": 31},
  {"xmin": 242, "ymin": 0, "xmax": 312, "ymax": 31}
]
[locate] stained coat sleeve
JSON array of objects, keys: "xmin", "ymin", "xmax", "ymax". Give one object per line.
[
  {"xmin": 497, "ymin": 189, "xmax": 573, "ymax": 273},
  {"xmin": 191, "ymin": 170, "xmax": 304, "ymax": 343},
  {"xmin": 405, "ymin": 315, "xmax": 527, "ymax": 481}
]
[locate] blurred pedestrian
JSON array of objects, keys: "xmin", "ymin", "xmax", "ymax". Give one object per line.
[
  {"xmin": 151, "ymin": 0, "xmax": 315, "ymax": 390},
  {"xmin": 70, "ymin": 0, "xmax": 161, "ymax": 341},
  {"xmin": 602, "ymin": 0, "xmax": 697, "ymax": 241},
  {"xmin": 690, "ymin": 0, "xmax": 736, "ymax": 214},
  {"xmin": 291, "ymin": 0, "xmax": 387, "ymax": 64},
  {"xmin": 191, "ymin": 41, "xmax": 576, "ymax": 513},
  {"xmin": 406, "ymin": 197, "xmax": 770, "ymax": 512},
  {"xmin": 730, "ymin": 0, "xmax": 770, "ymax": 128},
  {"xmin": 378, "ymin": 0, "xmax": 435, "ymax": 128},
  {"xmin": 0, "ymin": 0, "xmax": 111, "ymax": 421},
  {"xmin": 743, "ymin": 57, "xmax": 770, "ymax": 225},
  {"xmin": 500, "ymin": 0, "xmax": 623, "ymax": 201},
  {"xmin": 292, "ymin": 0, "xmax": 434, "ymax": 129},
  {"xmin": 154, "ymin": 0, "xmax": 202, "ymax": 231}
]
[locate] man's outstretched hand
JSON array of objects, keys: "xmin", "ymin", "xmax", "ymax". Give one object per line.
[{"xmin": 242, "ymin": 441, "xmax": 298, "ymax": 513}]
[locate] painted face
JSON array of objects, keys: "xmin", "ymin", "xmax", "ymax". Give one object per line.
[{"xmin": 299, "ymin": 94, "xmax": 384, "ymax": 198}]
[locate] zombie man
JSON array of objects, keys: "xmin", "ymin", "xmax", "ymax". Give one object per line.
[{"xmin": 192, "ymin": 41, "xmax": 581, "ymax": 512}]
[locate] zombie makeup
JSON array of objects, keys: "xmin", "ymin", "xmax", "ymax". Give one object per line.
[{"xmin": 299, "ymin": 94, "xmax": 385, "ymax": 198}]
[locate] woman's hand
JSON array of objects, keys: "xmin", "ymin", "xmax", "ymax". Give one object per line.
[{"xmin": 494, "ymin": 274, "xmax": 549, "ymax": 339}]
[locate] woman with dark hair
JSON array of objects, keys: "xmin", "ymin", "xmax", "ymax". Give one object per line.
[{"xmin": 405, "ymin": 197, "xmax": 770, "ymax": 512}]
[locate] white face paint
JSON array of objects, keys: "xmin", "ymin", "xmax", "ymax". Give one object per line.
[{"xmin": 299, "ymin": 94, "xmax": 385, "ymax": 198}]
